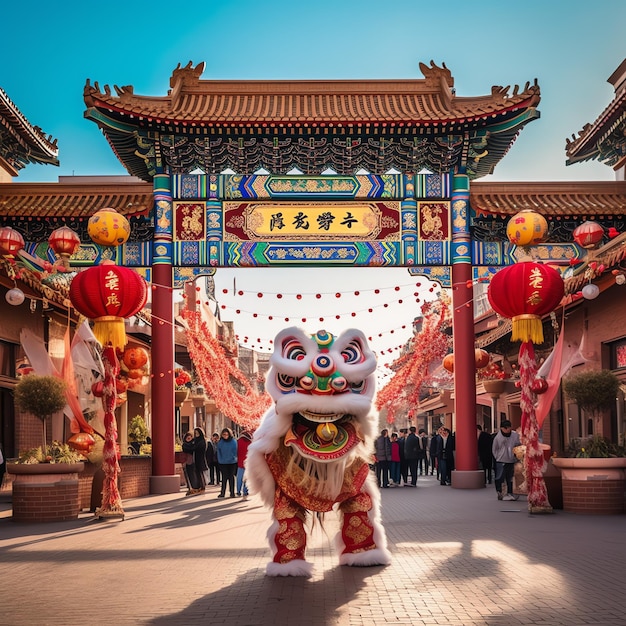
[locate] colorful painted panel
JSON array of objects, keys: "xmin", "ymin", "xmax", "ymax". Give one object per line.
[
  {"xmin": 417, "ymin": 202, "xmax": 450, "ymax": 241},
  {"xmin": 216, "ymin": 174, "xmax": 406, "ymax": 200},
  {"xmin": 174, "ymin": 202, "xmax": 206, "ymax": 241},
  {"xmin": 223, "ymin": 201, "xmax": 400, "ymax": 242},
  {"xmin": 223, "ymin": 241, "xmax": 400, "ymax": 267}
]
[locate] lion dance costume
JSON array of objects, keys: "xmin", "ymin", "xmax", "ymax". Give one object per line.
[{"xmin": 246, "ymin": 327, "xmax": 391, "ymax": 577}]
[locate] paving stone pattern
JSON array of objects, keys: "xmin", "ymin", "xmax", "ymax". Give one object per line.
[{"xmin": 1, "ymin": 474, "xmax": 624, "ymax": 625}]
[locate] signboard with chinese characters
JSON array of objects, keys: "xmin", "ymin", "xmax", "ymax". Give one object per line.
[{"xmin": 223, "ymin": 201, "xmax": 400, "ymax": 241}]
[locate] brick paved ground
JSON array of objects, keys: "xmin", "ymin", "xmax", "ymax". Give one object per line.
[{"xmin": 1, "ymin": 474, "xmax": 624, "ymax": 626}]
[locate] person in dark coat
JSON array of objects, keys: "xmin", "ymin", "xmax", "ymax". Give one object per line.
[
  {"xmin": 398, "ymin": 428, "xmax": 408, "ymax": 485},
  {"xmin": 429, "ymin": 432, "xmax": 439, "ymax": 477},
  {"xmin": 206, "ymin": 432, "xmax": 221, "ymax": 485},
  {"xmin": 435, "ymin": 427, "xmax": 454, "ymax": 485},
  {"xmin": 477, "ymin": 425, "xmax": 494, "ymax": 484},
  {"xmin": 417, "ymin": 428, "xmax": 429, "ymax": 476},
  {"xmin": 404, "ymin": 426, "xmax": 419, "ymax": 486},
  {"xmin": 183, "ymin": 427, "xmax": 208, "ymax": 495}
]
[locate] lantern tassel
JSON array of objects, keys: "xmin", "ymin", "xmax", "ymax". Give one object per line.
[
  {"xmin": 511, "ymin": 314, "xmax": 543, "ymax": 344},
  {"xmin": 93, "ymin": 316, "xmax": 127, "ymax": 351}
]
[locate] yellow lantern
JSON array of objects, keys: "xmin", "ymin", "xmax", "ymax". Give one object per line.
[
  {"xmin": 506, "ymin": 210, "xmax": 548, "ymax": 247},
  {"xmin": 88, "ymin": 207, "xmax": 131, "ymax": 247}
]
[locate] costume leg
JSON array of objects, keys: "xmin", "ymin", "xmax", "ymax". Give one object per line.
[
  {"xmin": 337, "ymin": 483, "xmax": 391, "ymax": 567},
  {"xmin": 266, "ymin": 486, "xmax": 313, "ymax": 577}
]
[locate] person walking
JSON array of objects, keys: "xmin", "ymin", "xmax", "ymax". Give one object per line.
[
  {"xmin": 404, "ymin": 426, "xmax": 419, "ymax": 486},
  {"xmin": 389, "ymin": 432, "xmax": 401, "ymax": 486},
  {"xmin": 417, "ymin": 428, "xmax": 429, "ymax": 476},
  {"xmin": 191, "ymin": 427, "xmax": 208, "ymax": 491},
  {"xmin": 492, "ymin": 420, "xmax": 521, "ymax": 501},
  {"xmin": 435, "ymin": 427, "xmax": 454, "ymax": 486},
  {"xmin": 217, "ymin": 427, "xmax": 238, "ymax": 498},
  {"xmin": 373, "ymin": 429, "xmax": 391, "ymax": 488},
  {"xmin": 477, "ymin": 424, "xmax": 494, "ymax": 485},
  {"xmin": 398, "ymin": 428, "xmax": 408, "ymax": 486},
  {"xmin": 430, "ymin": 430, "xmax": 440, "ymax": 478},
  {"xmin": 182, "ymin": 431, "xmax": 202, "ymax": 495},
  {"xmin": 236, "ymin": 430, "xmax": 252, "ymax": 499},
  {"xmin": 206, "ymin": 432, "xmax": 221, "ymax": 486}
]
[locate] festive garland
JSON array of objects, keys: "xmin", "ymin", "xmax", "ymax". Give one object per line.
[
  {"xmin": 375, "ymin": 298, "xmax": 451, "ymax": 424},
  {"xmin": 181, "ymin": 307, "xmax": 272, "ymax": 430}
]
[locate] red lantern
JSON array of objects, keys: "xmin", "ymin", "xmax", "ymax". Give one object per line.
[
  {"xmin": 0, "ymin": 226, "xmax": 25, "ymax": 257},
  {"xmin": 126, "ymin": 368, "xmax": 144, "ymax": 380},
  {"xmin": 70, "ymin": 261, "xmax": 148, "ymax": 350},
  {"xmin": 91, "ymin": 380, "xmax": 104, "ymax": 397},
  {"xmin": 123, "ymin": 346, "xmax": 149, "ymax": 370},
  {"xmin": 68, "ymin": 432, "xmax": 96, "ymax": 453},
  {"xmin": 48, "ymin": 226, "xmax": 80, "ymax": 263},
  {"xmin": 573, "ymin": 221, "xmax": 604, "ymax": 249},
  {"xmin": 475, "ymin": 349, "xmax": 490, "ymax": 370},
  {"xmin": 442, "ymin": 354, "xmax": 455, "ymax": 373},
  {"xmin": 115, "ymin": 377, "xmax": 128, "ymax": 394},
  {"xmin": 487, "ymin": 262, "xmax": 564, "ymax": 344},
  {"xmin": 531, "ymin": 378, "xmax": 549, "ymax": 394}
]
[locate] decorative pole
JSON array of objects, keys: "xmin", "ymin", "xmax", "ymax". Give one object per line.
[
  {"xmin": 69, "ymin": 209, "xmax": 148, "ymax": 519},
  {"xmin": 450, "ymin": 173, "xmax": 483, "ymax": 488},
  {"xmin": 487, "ymin": 260, "xmax": 564, "ymax": 513}
]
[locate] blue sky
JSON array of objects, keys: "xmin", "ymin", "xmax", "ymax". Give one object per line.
[{"xmin": 2, "ymin": 1, "xmax": 625, "ymax": 380}]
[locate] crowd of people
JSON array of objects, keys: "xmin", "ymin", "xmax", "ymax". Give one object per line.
[
  {"xmin": 373, "ymin": 421, "xmax": 521, "ymax": 500},
  {"xmin": 181, "ymin": 427, "xmax": 253, "ymax": 499}
]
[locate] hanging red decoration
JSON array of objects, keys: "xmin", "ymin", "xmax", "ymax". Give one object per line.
[
  {"xmin": 67, "ymin": 431, "xmax": 96, "ymax": 453},
  {"xmin": 181, "ymin": 308, "xmax": 272, "ymax": 429},
  {"xmin": 474, "ymin": 349, "xmax": 490, "ymax": 369},
  {"xmin": 69, "ymin": 261, "xmax": 148, "ymax": 350},
  {"xmin": 487, "ymin": 262, "xmax": 564, "ymax": 344},
  {"xmin": 0, "ymin": 226, "xmax": 25, "ymax": 257},
  {"xmin": 48, "ymin": 226, "xmax": 80, "ymax": 268},
  {"xmin": 573, "ymin": 221, "xmax": 604, "ymax": 249},
  {"xmin": 487, "ymin": 260, "xmax": 564, "ymax": 514},
  {"xmin": 376, "ymin": 299, "xmax": 450, "ymax": 424},
  {"xmin": 442, "ymin": 353, "xmax": 455, "ymax": 373},
  {"xmin": 123, "ymin": 346, "xmax": 149, "ymax": 370}
]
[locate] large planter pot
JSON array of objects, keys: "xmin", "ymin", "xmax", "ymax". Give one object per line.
[
  {"xmin": 552, "ymin": 457, "xmax": 626, "ymax": 515},
  {"xmin": 8, "ymin": 462, "xmax": 85, "ymax": 522},
  {"xmin": 482, "ymin": 380, "xmax": 507, "ymax": 397},
  {"xmin": 175, "ymin": 390, "xmax": 189, "ymax": 406}
]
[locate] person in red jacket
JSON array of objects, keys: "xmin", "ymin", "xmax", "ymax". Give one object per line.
[{"xmin": 236, "ymin": 430, "xmax": 253, "ymax": 499}]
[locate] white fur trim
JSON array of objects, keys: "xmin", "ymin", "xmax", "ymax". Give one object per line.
[
  {"xmin": 339, "ymin": 548, "xmax": 391, "ymax": 567},
  {"xmin": 266, "ymin": 560, "xmax": 314, "ymax": 578}
]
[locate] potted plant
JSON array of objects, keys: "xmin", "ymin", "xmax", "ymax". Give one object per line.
[
  {"xmin": 562, "ymin": 369, "xmax": 620, "ymax": 427},
  {"xmin": 7, "ymin": 440, "xmax": 86, "ymax": 522},
  {"xmin": 128, "ymin": 414, "xmax": 149, "ymax": 453},
  {"xmin": 174, "ymin": 367, "xmax": 192, "ymax": 405},
  {"xmin": 13, "ymin": 374, "xmax": 68, "ymax": 453},
  {"xmin": 552, "ymin": 434, "xmax": 626, "ymax": 514}
]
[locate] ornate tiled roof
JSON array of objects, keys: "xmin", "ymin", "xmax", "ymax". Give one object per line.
[
  {"xmin": 0, "ymin": 87, "xmax": 59, "ymax": 175},
  {"xmin": 84, "ymin": 61, "xmax": 539, "ymax": 126},
  {"xmin": 0, "ymin": 178, "xmax": 153, "ymax": 218},
  {"xmin": 470, "ymin": 181, "xmax": 626, "ymax": 217},
  {"xmin": 565, "ymin": 58, "xmax": 626, "ymax": 168},
  {"xmin": 83, "ymin": 61, "xmax": 541, "ymax": 181}
]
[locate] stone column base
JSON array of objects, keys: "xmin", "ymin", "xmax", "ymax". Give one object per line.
[
  {"xmin": 451, "ymin": 470, "xmax": 485, "ymax": 489},
  {"xmin": 150, "ymin": 475, "xmax": 182, "ymax": 494}
]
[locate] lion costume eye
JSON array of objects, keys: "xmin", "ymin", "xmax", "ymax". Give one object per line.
[
  {"xmin": 341, "ymin": 339, "xmax": 364, "ymax": 364},
  {"xmin": 276, "ymin": 373, "xmax": 297, "ymax": 392},
  {"xmin": 283, "ymin": 338, "xmax": 307, "ymax": 361}
]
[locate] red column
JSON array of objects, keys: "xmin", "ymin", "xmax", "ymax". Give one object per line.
[
  {"xmin": 450, "ymin": 174, "xmax": 482, "ymax": 488},
  {"xmin": 149, "ymin": 174, "xmax": 179, "ymax": 493}
]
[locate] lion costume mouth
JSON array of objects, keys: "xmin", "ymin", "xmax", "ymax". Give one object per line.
[{"xmin": 284, "ymin": 412, "xmax": 361, "ymax": 462}]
